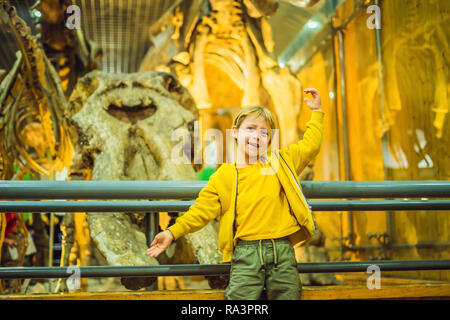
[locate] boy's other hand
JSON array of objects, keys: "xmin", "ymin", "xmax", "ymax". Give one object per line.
[
  {"xmin": 304, "ymin": 88, "xmax": 322, "ymax": 111},
  {"xmin": 146, "ymin": 230, "xmax": 174, "ymax": 258}
]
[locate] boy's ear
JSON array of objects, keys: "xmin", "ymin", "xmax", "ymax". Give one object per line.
[{"xmin": 231, "ymin": 126, "xmax": 238, "ymax": 140}]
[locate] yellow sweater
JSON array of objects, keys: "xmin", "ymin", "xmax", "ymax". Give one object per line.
[
  {"xmin": 168, "ymin": 110, "xmax": 324, "ymax": 262},
  {"xmin": 234, "ymin": 161, "xmax": 300, "ymax": 241}
]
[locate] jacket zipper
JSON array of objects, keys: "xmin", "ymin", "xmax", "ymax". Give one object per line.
[
  {"xmin": 279, "ymin": 153, "xmax": 317, "ymax": 230},
  {"xmin": 232, "ymin": 166, "xmax": 238, "ymax": 246}
]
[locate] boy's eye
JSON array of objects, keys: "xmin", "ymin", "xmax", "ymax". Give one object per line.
[{"xmin": 261, "ymin": 130, "xmax": 269, "ymax": 137}]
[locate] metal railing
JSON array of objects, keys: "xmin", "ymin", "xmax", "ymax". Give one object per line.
[
  {"xmin": 0, "ymin": 180, "xmax": 449, "ymax": 280},
  {"xmin": 1, "ymin": 260, "xmax": 450, "ymax": 279},
  {"xmin": 1, "ymin": 180, "xmax": 449, "ymax": 212},
  {"xmin": 1, "ymin": 180, "xmax": 449, "ymax": 199}
]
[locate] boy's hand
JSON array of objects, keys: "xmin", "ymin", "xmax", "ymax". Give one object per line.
[
  {"xmin": 304, "ymin": 88, "xmax": 322, "ymax": 111},
  {"xmin": 146, "ymin": 230, "xmax": 174, "ymax": 258}
]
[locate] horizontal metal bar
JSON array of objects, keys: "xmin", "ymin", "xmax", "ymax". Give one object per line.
[
  {"xmin": 0, "ymin": 259, "xmax": 449, "ymax": 279},
  {"xmin": 0, "ymin": 201, "xmax": 195, "ymax": 212},
  {"xmin": 335, "ymin": 241, "xmax": 450, "ymax": 252},
  {"xmin": 312, "ymin": 200, "xmax": 450, "ymax": 211},
  {"xmin": 1, "ymin": 200, "xmax": 449, "ymax": 212},
  {"xmin": 328, "ymin": 243, "xmax": 450, "ymax": 253},
  {"xmin": 1, "ymin": 180, "xmax": 449, "ymax": 200},
  {"xmin": 0, "ymin": 181, "xmax": 207, "ymax": 200},
  {"xmin": 305, "ymin": 181, "xmax": 450, "ymax": 199}
]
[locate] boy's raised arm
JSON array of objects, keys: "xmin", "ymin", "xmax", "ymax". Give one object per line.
[{"xmin": 283, "ymin": 88, "xmax": 324, "ymax": 175}]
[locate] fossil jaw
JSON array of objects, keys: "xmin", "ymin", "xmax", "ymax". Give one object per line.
[{"xmin": 98, "ymin": 87, "xmax": 158, "ymax": 124}]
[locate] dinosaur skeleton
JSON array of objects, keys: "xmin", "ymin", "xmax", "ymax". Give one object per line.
[
  {"xmin": 0, "ymin": 0, "xmax": 74, "ymax": 180},
  {"xmin": 141, "ymin": 0, "xmax": 304, "ymax": 147},
  {"xmin": 0, "ymin": 0, "xmax": 97, "ymax": 293},
  {"xmin": 33, "ymin": 0, "xmax": 102, "ymax": 95},
  {"xmin": 0, "ymin": 1, "xmax": 67, "ymax": 293}
]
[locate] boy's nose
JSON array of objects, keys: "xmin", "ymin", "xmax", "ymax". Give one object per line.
[{"xmin": 249, "ymin": 133, "xmax": 259, "ymax": 141}]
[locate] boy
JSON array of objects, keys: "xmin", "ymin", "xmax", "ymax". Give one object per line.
[{"xmin": 147, "ymin": 88, "xmax": 323, "ymax": 300}]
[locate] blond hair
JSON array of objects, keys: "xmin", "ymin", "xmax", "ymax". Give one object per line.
[{"xmin": 233, "ymin": 106, "xmax": 278, "ymax": 130}]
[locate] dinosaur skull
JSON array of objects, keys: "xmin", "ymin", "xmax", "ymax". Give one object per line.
[{"xmin": 65, "ymin": 71, "xmax": 199, "ymax": 182}]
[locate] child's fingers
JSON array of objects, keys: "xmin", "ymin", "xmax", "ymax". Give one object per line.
[
  {"xmin": 153, "ymin": 247, "xmax": 165, "ymax": 258},
  {"xmin": 148, "ymin": 231, "xmax": 172, "ymax": 257},
  {"xmin": 304, "ymin": 88, "xmax": 319, "ymax": 95},
  {"xmin": 304, "ymin": 89, "xmax": 320, "ymax": 101},
  {"xmin": 150, "ymin": 233, "xmax": 163, "ymax": 247},
  {"xmin": 146, "ymin": 246, "xmax": 161, "ymax": 258},
  {"xmin": 148, "ymin": 249, "xmax": 157, "ymax": 258}
]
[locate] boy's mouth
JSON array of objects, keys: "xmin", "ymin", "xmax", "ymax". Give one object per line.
[{"xmin": 248, "ymin": 142, "xmax": 259, "ymax": 148}]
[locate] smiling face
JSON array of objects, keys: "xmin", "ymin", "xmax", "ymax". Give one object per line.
[{"xmin": 232, "ymin": 114, "xmax": 272, "ymax": 165}]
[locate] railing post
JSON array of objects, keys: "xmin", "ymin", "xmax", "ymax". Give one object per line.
[{"xmin": 145, "ymin": 212, "xmax": 159, "ymax": 247}]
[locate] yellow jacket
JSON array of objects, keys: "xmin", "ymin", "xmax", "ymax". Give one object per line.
[{"xmin": 168, "ymin": 111, "xmax": 324, "ymax": 262}]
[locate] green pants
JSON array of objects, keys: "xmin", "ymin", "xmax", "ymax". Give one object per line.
[{"xmin": 225, "ymin": 237, "xmax": 302, "ymax": 300}]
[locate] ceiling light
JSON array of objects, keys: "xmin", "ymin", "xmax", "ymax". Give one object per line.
[
  {"xmin": 307, "ymin": 20, "xmax": 319, "ymax": 29},
  {"xmin": 31, "ymin": 9, "xmax": 42, "ymax": 18}
]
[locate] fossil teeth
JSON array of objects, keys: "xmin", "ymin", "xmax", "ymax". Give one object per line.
[
  {"xmin": 141, "ymin": 96, "xmax": 152, "ymax": 106},
  {"xmin": 125, "ymin": 96, "xmax": 141, "ymax": 107},
  {"xmin": 115, "ymin": 98, "xmax": 123, "ymax": 107}
]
